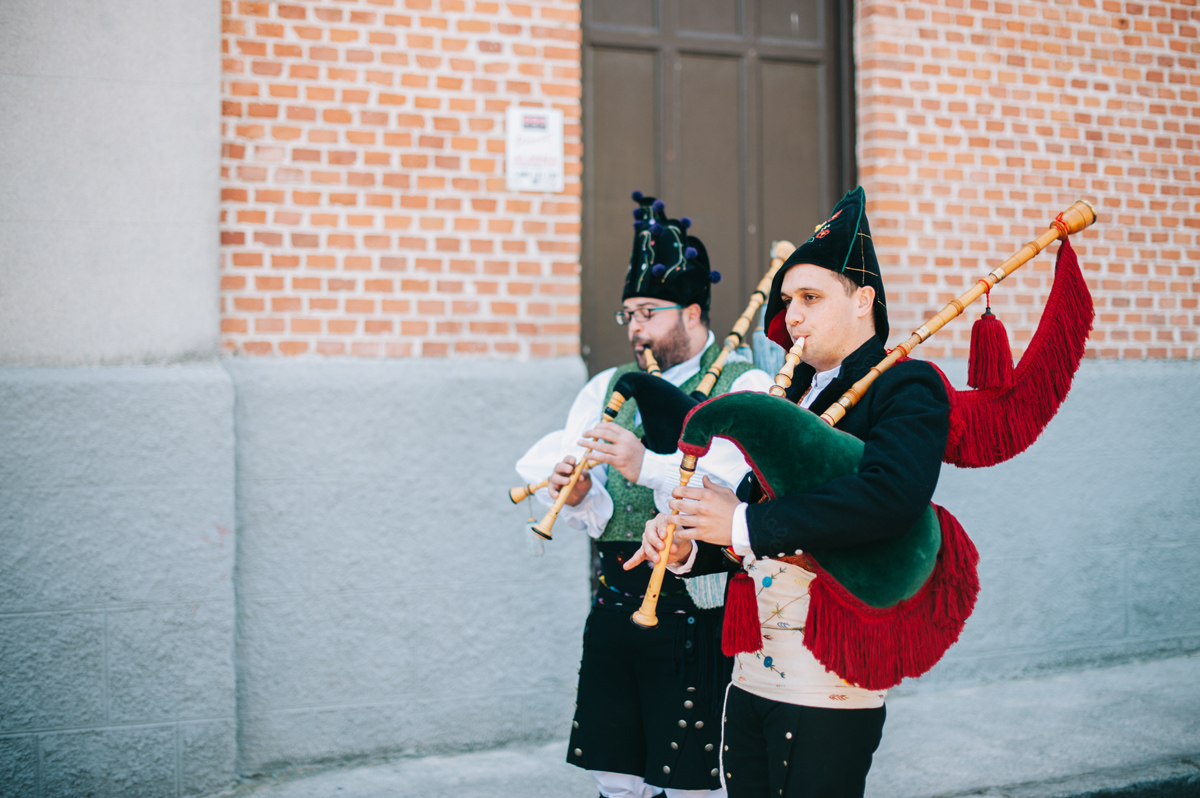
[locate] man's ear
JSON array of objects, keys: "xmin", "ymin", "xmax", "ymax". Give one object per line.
[
  {"xmin": 856, "ymin": 286, "xmax": 875, "ymax": 320},
  {"xmin": 683, "ymin": 303, "xmax": 703, "ymax": 329}
]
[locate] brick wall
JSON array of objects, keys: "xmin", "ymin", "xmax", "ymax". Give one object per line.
[
  {"xmin": 220, "ymin": 0, "xmax": 581, "ymax": 358},
  {"xmin": 857, "ymin": 0, "xmax": 1198, "ymax": 360},
  {"xmin": 220, "ymin": 0, "xmax": 1197, "ymax": 362}
]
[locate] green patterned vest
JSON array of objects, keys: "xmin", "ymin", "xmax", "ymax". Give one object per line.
[{"xmin": 599, "ymin": 343, "xmax": 755, "ymax": 544}]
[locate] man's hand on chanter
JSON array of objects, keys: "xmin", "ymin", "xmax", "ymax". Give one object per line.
[
  {"xmin": 547, "ymin": 455, "xmax": 592, "ymax": 506},
  {"xmin": 624, "ymin": 513, "xmax": 694, "ymax": 570},
  {"xmin": 579, "ymin": 421, "xmax": 645, "ymax": 483},
  {"xmin": 668, "ymin": 476, "xmax": 738, "ymax": 548}
]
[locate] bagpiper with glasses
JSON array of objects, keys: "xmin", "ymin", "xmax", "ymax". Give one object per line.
[{"xmin": 517, "ymin": 192, "xmax": 774, "ymax": 798}]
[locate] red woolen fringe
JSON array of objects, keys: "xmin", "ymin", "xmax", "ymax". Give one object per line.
[
  {"xmin": 939, "ymin": 237, "xmax": 1094, "ymax": 469},
  {"xmin": 722, "ymin": 571, "xmax": 763, "ymax": 657},
  {"xmin": 967, "ymin": 311, "xmax": 1014, "ymax": 390},
  {"xmin": 802, "ymin": 505, "xmax": 980, "ymax": 691}
]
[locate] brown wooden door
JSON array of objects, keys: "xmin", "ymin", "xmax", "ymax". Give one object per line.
[{"xmin": 581, "ymin": 0, "xmax": 855, "ymax": 374}]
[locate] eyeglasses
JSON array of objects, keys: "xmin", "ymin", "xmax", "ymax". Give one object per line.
[{"xmin": 614, "ymin": 305, "xmax": 683, "ymax": 326}]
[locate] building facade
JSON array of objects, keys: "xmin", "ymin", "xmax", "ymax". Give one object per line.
[{"xmin": 1, "ymin": 0, "xmax": 1196, "ymax": 796}]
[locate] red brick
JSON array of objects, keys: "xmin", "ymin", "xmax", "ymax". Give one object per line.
[{"xmin": 223, "ymin": 0, "xmax": 586, "ymax": 359}]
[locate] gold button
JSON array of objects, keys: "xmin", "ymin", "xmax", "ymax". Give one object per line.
[
  {"xmin": 695, "ymin": 721, "xmax": 704, "ymax": 728},
  {"xmin": 574, "ymin": 748, "xmax": 582, "ymax": 756},
  {"xmin": 663, "ymin": 766, "xmax": 671, "ymax": 774},
  {"xmin": 705, "ymin": 744, "xmax": 713, "ymax": 751},
  {"xmin": 684, "ymin": 700, "xmax": 694, "ymax": 709},
  {"xmin": 573, "ymin": 721, "xmax": 579, "ymax": 728},
  {"xmin": 785, "ymin": 732, "xmax": 792, "ymax": 739},
  {"xmin": 678, "ymin": 720, "xmax": 687, "ymax": 727},
  {"xmin": 712, "ymin": 769, "xmax": 719, "ymax": 777},
  {"xmin": 671, "ymin": 742, "xmax": 678, "ymax": 750}
]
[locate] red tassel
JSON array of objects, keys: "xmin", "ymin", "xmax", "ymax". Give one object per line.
[
  {"xmin": 802, "ymin": 505, "xmax": 980, "ymax": 691},
  {"xmin": 721, "ymin": 572, "xmax": 762, "ymax": 657},
  {"xmin": 939, "ymin": 237, "xmax": 1094, "ymax": 468},
  {"xmin": 967, "ymin": 308, "xmax": 1014, "ymax": 390}
]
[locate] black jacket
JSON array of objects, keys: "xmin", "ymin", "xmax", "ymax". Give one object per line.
[{"xmin": 689, "ymin": 336, "xmax": 950, "ymax": 574}]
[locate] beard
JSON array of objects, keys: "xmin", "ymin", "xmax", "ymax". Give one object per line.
[{"xmin": 635, "ymin": 314, "xmax": 692, "ymax": 372}]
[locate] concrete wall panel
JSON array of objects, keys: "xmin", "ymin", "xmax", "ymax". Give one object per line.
[
  {"xmin": 0, "ymin": 612, "xmax": 106, "ymax": 733},
  {"xmin": 180, "ymin": 720, "xmax": 238, "ymax": 798},
  {"xmin": 919, "ymin": 358, "xmax": 1200, "ymax": 685},
  {"xmin": 227, "ymin": 358, "xmax": 592, "ymax": 772},
  {"xmin": 0, "ymin": 369, "xmax": 236, "ymax": 613},
  {"xmin": 0, "ymin": 366, "xmax": 237, "ymax": 796},
  {"xmin": 39, "ymin": 726, "xmax": 177, "ymax": 798},
  {"xmin": 0, "ymin": 736, "xmax": 37, "ymax": 798},
  {"xmin": 0, "ymin": 0, "xmax": 221, "ymax": 366},
  {"xmin": 108, "ymin": 602, "xmax": 236, "ymax": 725}
]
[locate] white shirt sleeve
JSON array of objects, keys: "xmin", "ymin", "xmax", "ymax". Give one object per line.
[
  {"xmin": 514, "ymin": 368, "xmax": 616, "ymax": 538},
  {"xmin": 731, "ymin": 501, "xmax": 753, "ymax": 557},
  {"xmin": 667, "ymin": 539, "xmax": 700, "ymax": 575}
]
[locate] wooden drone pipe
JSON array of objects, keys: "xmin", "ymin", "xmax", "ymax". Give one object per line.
[
  {"xmin": 509, "ymin": 464, "xmax": 599, "ymax": 504},
  {"xmin": 694, "ymin": 240, "xmax": 796, "ymax": 398},
  {"xmin": 529, "ymin": 391, "xmax": 627, "ymax": 540},
  {"xmin": 819, "ymin": 199, "xmax": 1098, "ymax": 428}
]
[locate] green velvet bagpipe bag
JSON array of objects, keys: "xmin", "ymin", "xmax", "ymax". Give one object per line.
[{"xmin": 679, "ymin": 392, "xmax": 980, "ymax": 690}]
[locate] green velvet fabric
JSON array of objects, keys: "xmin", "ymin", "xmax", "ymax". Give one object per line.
[
  {"xmin": 598, "ymin": 346, "xmax": 754, "ymax": 544},
  {"xmin": 681, "ymin": 392, "xmax": 940, "ymax": 608}
]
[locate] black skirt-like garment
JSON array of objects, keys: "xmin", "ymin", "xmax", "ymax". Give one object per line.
[{"xmin": 566, "ymin": 542, "xmax": 730, "ymax": 791}]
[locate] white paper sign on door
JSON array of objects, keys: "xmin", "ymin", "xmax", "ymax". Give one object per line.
[{"xmin": 505, "ymin": 107, "xmax": 564, "ymax": 193}]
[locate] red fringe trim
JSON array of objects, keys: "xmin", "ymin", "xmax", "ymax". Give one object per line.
[
  {"xmin": 939, "ymin": 238, "xmax": 1094, "ymax": 469},
  {"xmin": 802, "ymin": 505, "xmax": 980, "ymax": 691},
  {"xmin": 722, "ymin": 571, "xmax": 763, "ymax": 657}
]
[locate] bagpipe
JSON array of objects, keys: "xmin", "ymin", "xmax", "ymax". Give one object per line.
[
  {"xmin": 512, "ymin": 240, "xmax": 797, "ymax": 540},
  {"xmin": 630, "ymin": 200, "xmax": 1098, "ymax": 690}
]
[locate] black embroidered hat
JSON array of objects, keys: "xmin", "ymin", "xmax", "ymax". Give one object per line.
[
  {"xmin": 623, "ymin": 191, "xmax": 720, "ymax": 312},
  {"xmin": 763, "ymin": 186, "xmax": 889, "ymax": 347}
]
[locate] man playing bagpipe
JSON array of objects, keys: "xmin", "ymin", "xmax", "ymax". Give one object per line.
[
  {"xmin": 626, "ymin": 187, "xmax": 954, "ymax": 797},
  {"xmin": 516, "ymin": 193, "xmax": 774, "ymax": 798}
]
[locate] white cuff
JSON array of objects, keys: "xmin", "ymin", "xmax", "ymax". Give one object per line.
[
  {"xmin": 667, "ymin": 539, "xmax": 699, "ymax": 575},
  {"xmin": 636, "ymin": 449, "xmax": 675, "ymax": 493},
  {"xmin": 550, "ymin": 466, "xmax": 613, "ymax": 539},
  {"xmin": 731, "ymin": 502, "xmax": 753, "ymax": 557}
]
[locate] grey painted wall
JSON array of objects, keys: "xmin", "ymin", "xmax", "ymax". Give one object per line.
[
  {"xmin": 2, "ymin": 354, "xmax": 1197, "ymax": 796},
  {"xmin": 0, "ymin": 0, "xmax": 221, "ymax": 366},
  {"xmin": 0, "ymin": 366, "xmax": 237, "ymax": 798},
  {"xmin": 921, "ymin": 357, "xmax": 1200, "ymax": 686},
  {"xmin": 225, "ymin": 358, "xmax": 592, "ymax": 774}
]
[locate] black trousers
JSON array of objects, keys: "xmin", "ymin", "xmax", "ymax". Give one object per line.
[
  {"xmin": 567, "ymin": 603, "xmax": 729, "ymax": 791},
  {"xmin": 722, "ymin": 686, "xmax": 885, "ymax": 798}
]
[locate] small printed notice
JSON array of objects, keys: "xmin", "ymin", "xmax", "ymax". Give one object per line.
[{"xmin": 505, "ymin": 107, "xmax": 564, "ymax": 193}]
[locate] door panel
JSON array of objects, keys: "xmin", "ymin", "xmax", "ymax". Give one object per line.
[
  {"xmin": 584, "ymin": 47, "xmax": 659, "ymax": 371},
  {"xmin": 582, "ymin": 0, "xmax": 853, "ymax": 374},
  {"xmin": 678, "ymin": 0, "xmax": 741, "ymax": 35},
  {"xmin": 760, "ymin": 60, "xmax": 826, "ymax": 255},
  {"xmin": 679, "ymin": 54, "xmax": 743, "ymax": 341},
  {"xmin": 589, "ymin": 0, "xmax": 657, "ymax": 30},
  {"xmin": 758, "ymin": 0, "xmax": 819, "ymax": 41}
]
